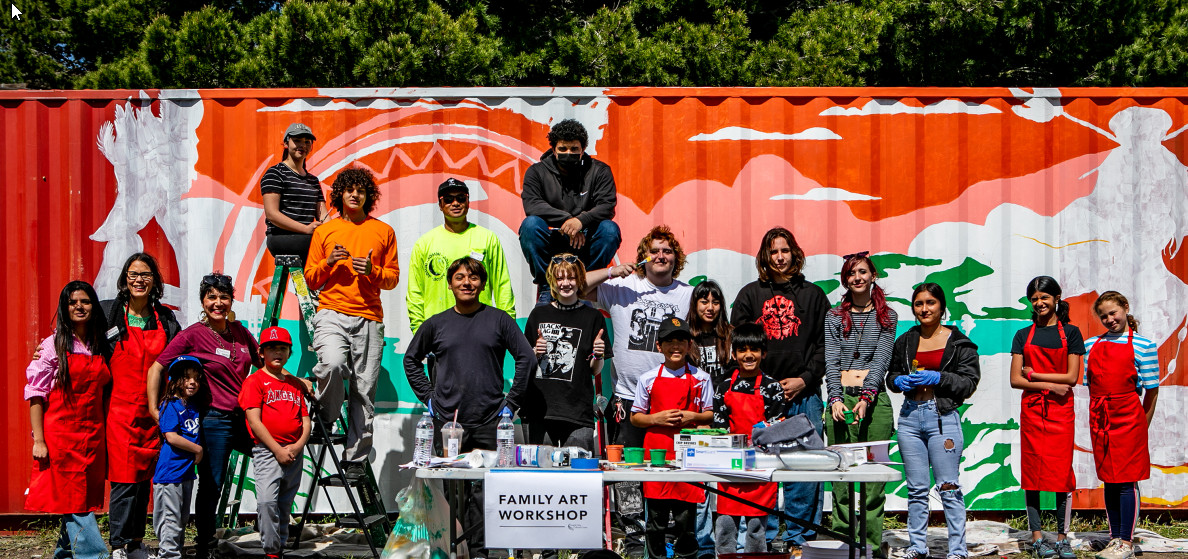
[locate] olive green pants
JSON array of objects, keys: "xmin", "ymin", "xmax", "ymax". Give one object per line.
[{"xmin": 826, "ymin": 391, "xmax": 894, "ymax": 553}]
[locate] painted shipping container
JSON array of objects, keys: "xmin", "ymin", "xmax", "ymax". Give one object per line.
[{"xmin": 3, "ymin": 87, "xmax": 1188, "ymax": 515}]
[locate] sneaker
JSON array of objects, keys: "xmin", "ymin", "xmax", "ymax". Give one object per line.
[
  {"xmin": 1056, "ymin": 539, "xmax": 1076, "ymax": 559},
  {"xmin": 947, "ymin": 555, "xmax": 968, "ymax": 559},
  {"xmin": 1097, "ymin": 539, "xmax": 1136, "ymax": 559},
  {"xmin": 128, "ymin": 546, "xmax": 156, "ymax": 559},
  {"xmin": 341, "ymin": 460, "xmax": 367, "ymax": 481},
  {"xmin": 1033, "ymin": 539, "xmax": 1058, "ymax": 559},
  {"xmin": 903, "ymin": 550, "xmax": 929, "ymax": 559},
  {"xmin": 112, "ymin": 549, "xmax": 129, "ymax": 559}
]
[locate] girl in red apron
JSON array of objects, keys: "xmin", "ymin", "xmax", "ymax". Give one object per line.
[
  {"xmin": 103, "ymin": 253, "xmax": 181, "ymax": 559},
  {"xmin": 25, "ymin": 281, "xmax": 112, "ymax": 559},
  {"xmin": 1009, "ymin": 276, "xmax": 1085, "ymax": 559},
  {"xmin": 710, "ymin": 323, "xmax": 784, "ymax": 554},
  {"xmin": 1084, "ymin": 292, "xmax": 1160, "ymax": 559},
  {"xmin": 630, "ymin": 317, "xmax": 713, "ymax": 559}
]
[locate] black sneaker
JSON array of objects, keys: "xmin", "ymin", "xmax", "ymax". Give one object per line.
[
  {"xmin": 1055, "ymin": 539, "xmax": 1076, "ymax": 559},
  {"xmin": 1034, "ymin": 539, "xmax": 1058, "ymax": 559},
  {"xmin": 903, "ymin": 549, "xmax": 929, "ymax": 559},
  {"xmin": 341, "ymin": 461, "xmax": 367, "ymax": 481}
]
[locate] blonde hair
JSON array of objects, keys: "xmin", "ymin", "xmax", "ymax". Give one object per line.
[
  {"xmin": 1094, "ymin": 290, "xmax": 1140, "ymax": 332},
  {"xmin": 547, "ymin": 254, "xmax": 589, "ymax": 298}
]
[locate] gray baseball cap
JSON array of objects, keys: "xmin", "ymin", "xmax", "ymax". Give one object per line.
[{"xmin": 284, "ymin": 123, "xmax": 316, "ymax": 141}]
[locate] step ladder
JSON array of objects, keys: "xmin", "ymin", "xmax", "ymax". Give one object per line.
[{"xmin": 216, "ymin": 254, "xmax": 390, "ymax": 556}]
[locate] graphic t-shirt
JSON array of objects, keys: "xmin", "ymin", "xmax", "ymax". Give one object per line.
[
  {"xmin": 406, "ymin": 224, "xmax": 516, "ymax": 332},
  {"xmin": 523, "ymin": 303, "xmax": 613, "ymax": 425},
  {"xmin": 694, "ymin": 331, "xmax": 729, "ymax": 383},
  {"xmin": 238, "ymin": 370, "xmax": 309, "ymax": 446},
  {"xmin": 155, "ymin": 398, "xmax": 201, "ymax": 484},
  {"xmin": 260, "ymin": 163, "xmax": 323, "ymax": 236},
  {"xmin": 711, "ymin": 371, "xmax": 786, "ymax": 431},
  {"xmin": 597, "ymin": 274, "xmax": 693, "ymax": 399}
]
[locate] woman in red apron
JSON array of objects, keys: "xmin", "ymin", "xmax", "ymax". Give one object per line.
[
  {"xmin": 1084, "ymin": 292, "xmax": 1160, "ymax": 559},
  {"xmin": 630, "ymin": 317, "xmax": 713, "ymax": 559},
  {"xmin": 102, "ymin": 253, "xmax": 181, "ymax": 559},
  {"xmin": 25, "ymin": 281, "xmax": 112, "ymax": 559},
  {"xmin": 1009, "ymin": 276, "xmax": 1085, "ymax": 559},
  {"xmin": 711, "ymin": 323, "xmax": 783, "ymax": 554}
]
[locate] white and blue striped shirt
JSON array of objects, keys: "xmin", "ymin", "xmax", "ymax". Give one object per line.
[{"xmin": 1083, "ymin": 331, "xmax": 1160, "ymax": 390}]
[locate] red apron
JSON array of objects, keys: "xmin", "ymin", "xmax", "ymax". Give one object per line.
[
  {"xmin": 1087, "ymin": 331, "xmax": 1151, "ymax": 483},
  {"xmin": 641, "ymin": 364, "xmax": 706, "ymax": 503},
  {"xmin": 717, "ymin": 370, "xmax": 778, "ymax": 516},
  {"xmin": 26, "ymin": 353, "xmax": 112, "ymax": 513},
  {"xmin": 1019, "ymin": 323, "xmax": 1077, "ymax": 492},
  {"xmin": 107, "ymin": 308, "xmax": 167, "ymax": 483}
]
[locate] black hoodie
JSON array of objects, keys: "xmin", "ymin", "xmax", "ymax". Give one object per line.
[
  {"xmin": 730, "ymin": 274, "xmax": 830, "ymax": 400},
  {"xmin": 886, "ymin": 325, "xmax": 981, "ymax": 416},
  {"xmin": 521, "ymin": 149, "xmax": 617, "ymax": 230}
]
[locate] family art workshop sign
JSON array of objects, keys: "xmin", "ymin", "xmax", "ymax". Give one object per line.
[{"xmin": 484, "ymin": 471, "xmax": 602, "ymax": 548}]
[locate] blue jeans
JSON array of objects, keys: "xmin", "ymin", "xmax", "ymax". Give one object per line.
[
  {"xmin": 518, "ymin": 216, "xmax": 622, "ymax": 285},
  {"xmin": 767, "ymin": 391, "xmax": 825, "ymax": 545},
  {"xmin": 53, "ymin": 513, "xmax": 108, "ymax": 559},
  {"xmin": 898, "ymin": 399, "xmax": 967, "ymax": 557},
  {"xmin": 196, "ymin": 408, "xmax": 252, "ymax": 551},
  {"xmin": 695, "ymin": 499, "xmax": 714, "ymax": 556}
]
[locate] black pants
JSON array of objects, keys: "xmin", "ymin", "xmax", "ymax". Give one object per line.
[
  {"xmin": 525, "ymin": 418, "xmax": 595, "ymax": 452},
  {"xmin": 433, "ymin": 415, "xmax": 498, "ymax": 553},
  {"xmin": 608, "ymin": 398, "xmax": 646, "ymax": 552},
  {"xmin": 266, "ymin": 233, "xmax": 312, "ymax": 263},
  {"xmin": 645, "ymin": 498, "xmax": 697, "ymax": 559},
  {"xmin": 109, "ymin": 480, "xmax": 151, "ymax": 549}
]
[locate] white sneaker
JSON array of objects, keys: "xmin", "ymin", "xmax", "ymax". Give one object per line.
[
  {"xmin": 1096, "ymin": 539, "xmax": 1135, "ymax": 559},
  {"xmin": 112, "ymin": 549, "xmax": 129, "ymax": 559}
]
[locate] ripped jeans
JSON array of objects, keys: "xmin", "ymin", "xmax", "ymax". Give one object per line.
[{"xmin": 898, "ymin": 399, "xmax": 967, "ymax": 557}]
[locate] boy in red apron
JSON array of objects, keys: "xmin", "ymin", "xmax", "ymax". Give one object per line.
[
  {"xmin": 710, "ymin": 323, "xmax": 784, "ymax": 553},
  {"xmin": 630, "ymin": 317, "xmax": 714, "ymax": 559},
  {"xmin": 1084, "ymin": 292, "xmax": 1160, "ymax": 559},
  {"xmin": 1009, "ymin": 276, "xmax": 1085, "ymax": 559}
]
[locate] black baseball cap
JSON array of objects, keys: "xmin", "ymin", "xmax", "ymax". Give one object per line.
[
  {"xmin": 657, "ymin": 316, "xmax": 693, "ymax": 342},
  {"xmin": 438, "ymin": 177, "xmax": 469, "ymax": 196}
]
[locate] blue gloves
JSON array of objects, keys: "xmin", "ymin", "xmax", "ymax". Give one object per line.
[
  {"xmin": 892, "ymin": 375, "xmax": 916, "ymax": 392},
  {"xmin": 910, "ymin": 369, "xmax": 942, "ymax": 386},
  {"xmin": 427, "ymin": 399, "xmax": 434, "ymax": 416}
]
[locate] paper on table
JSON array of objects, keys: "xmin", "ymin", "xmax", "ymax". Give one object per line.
[
  {"xmin": 686, "ymin": 468, "xmax": 776, "ymax": 481},
  {"xmin": 830, "ymin": 440, "xmax": 896, "ymax": 463}
]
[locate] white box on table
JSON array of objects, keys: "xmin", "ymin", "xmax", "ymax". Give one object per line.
[
  {"xmin": 682, "ymin": 447, "xmax": 756, "ymax": 471},
  {"xmin": 674, "ymin": 433, "xmax": 747, "ymax": 461}
]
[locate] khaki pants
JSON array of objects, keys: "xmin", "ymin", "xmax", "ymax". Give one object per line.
[{"xmin": 311, "ymin": 308, "xmax": 385, "ymax": 462}]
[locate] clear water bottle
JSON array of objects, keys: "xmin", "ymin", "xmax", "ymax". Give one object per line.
[
  {"xmin": 413, "ymin": 411, "xmax": 434, "ymax": 466},
  {"xmin": 496, "ymin": 407, "xmax": 515, "ymax": 467}
]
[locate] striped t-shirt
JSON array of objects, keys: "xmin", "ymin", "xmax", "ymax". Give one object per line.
[
  {"xmin": 1083, "ymin": 331, "xmax": 1160, "ymax": 390},
  {"xmin": 824, "ymin": 307, "xmax": 898, "ymax": 402},
  {"xmin": 260, "ymin": 163, "xmax": 323, "ymax": 235}
]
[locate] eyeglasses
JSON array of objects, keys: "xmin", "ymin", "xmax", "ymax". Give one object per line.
[
  {"xmin": 551, "ymin": 255, "xmax": 580, "ymax": 265},
  {"xmin": 440, "ymin": 194, "xmax": 468, "ymax": 204},
  {"xmin": 126, "ymin": 271, "xmax": 154, "ymax": 282}
]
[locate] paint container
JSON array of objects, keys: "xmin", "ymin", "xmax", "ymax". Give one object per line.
[
  {"xmin": 623, "ymin": 447, "xmax": 645, "ymax": 464},
  {"xmin": 605, "ymin": 445, "xmax": 624, "ymax": 462},
  {"xmin": 648, "ymin": 449, "xmax": 668, "ymax": 466}
]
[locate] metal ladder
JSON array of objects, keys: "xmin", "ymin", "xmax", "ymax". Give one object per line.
[{"xmin": 216, "ymin": 254, "xmax": 390, "ymax": 556}]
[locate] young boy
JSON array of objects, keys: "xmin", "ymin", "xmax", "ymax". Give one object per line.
[
  {"xmin": 630, "ymin": 317, "xmax": 713, "ymax": 559},
  {"xmin": 154, "ymin": 356, "xmax": 204, "ymax": 559},
  {"xmin": 238, "ymin": 327, "xmax": 312, "ymax": 559},
  {"xmin": 710, "ymin": 323, "xmax": 785, "ymax": 554}
]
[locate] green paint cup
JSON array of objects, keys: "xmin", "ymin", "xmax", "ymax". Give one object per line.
[
  {"xmin": 648, "ymin": 449, "xmax": 668, "ymax": 466},
  {"xmin": 623, "ymin": 447, "xmax": 645, "ymax": 464},
  {"xmin": 844, "ymin": 409, "xmax": 856, "ymax": 424}
]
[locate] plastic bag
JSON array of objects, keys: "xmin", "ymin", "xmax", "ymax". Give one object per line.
[{"xmin": 381, "ymin": 477, "xmax": 451, "ymax": 559}]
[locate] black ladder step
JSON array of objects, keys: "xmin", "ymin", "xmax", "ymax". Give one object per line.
[
  {"xmin": 337, "ymin": 514, "xmax": 387, "ymax": 529},
  {"xmin": 308, "ymin": 431, "xmax": 348, "ymax": 445},
  {"xmin": 317, "ymin": 474, "xmax": 373, "ymax": 488}
]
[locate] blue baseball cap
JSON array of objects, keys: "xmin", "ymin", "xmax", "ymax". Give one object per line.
[{"xmin": 167, "ymin": 355, "xmax": 203, "ymax": 381}]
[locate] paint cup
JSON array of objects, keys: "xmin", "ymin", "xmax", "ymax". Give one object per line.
[
  {"xmin": 623, "ymin": 447, "xmax": 645, "ymax": 464},
  {"xmin": 843, "ymin": 410, "xmax": 856, "ymax": 424},
  {"xmin": 605, "ymin": 445, "xmax": 624, "ymax": 463},
  {"xmin": 648, "ymin": 449, "xmax": 668, "ymax": 466}
]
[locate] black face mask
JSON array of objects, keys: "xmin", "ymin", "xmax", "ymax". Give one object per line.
[{"xmin": 556, "ymin": 152, "xmax": 582, "ymax": 168}]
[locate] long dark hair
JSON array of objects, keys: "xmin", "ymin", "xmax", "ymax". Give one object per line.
[
  {"xmin": 116, "ymin": 252, "xmax": 165, "ymax": 305},
  {"xmin": 53, "ymin": 281, "xmax": 110, "ymax": 395},
  {"xmin": 1026, "ymin": 275, "xmax": 1071, "ymax": 324},
  {"xmin": 831, "ymin": 254, "xmax": 895, "ymax": 335},
  {"xmin": 756, "ymin": 227, "xmax": 805, "ymax": 282},
  {"xmin": 911, "ymin": 283, "xmax": 948, "ymax": 321},
  {"xmin": 686, "ymin": 280, "xmax": 732, "ymax": 367}
]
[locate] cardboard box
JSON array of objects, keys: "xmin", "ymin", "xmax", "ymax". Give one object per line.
[
  {"xmin": 674, "ymin": 433, "xmax": 747, "ymax": 460},
  {"xmin": 682, "ymin": 447, "xmax": 756, "ymax": 471}
]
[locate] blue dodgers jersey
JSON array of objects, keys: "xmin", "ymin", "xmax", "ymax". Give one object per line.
[{"xmin": 154, "ymin": 398, "xmax": 201, "ymax": 484}]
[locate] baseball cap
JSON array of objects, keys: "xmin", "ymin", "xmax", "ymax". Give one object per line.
[
  {"xmin": 259, "ymin": 326, "xmax": 293, "ymax": 347},
  {"xmin": 438, "ymin": 177, "xmax": 469, "ymax": 197},
  {"xmin": 657, "ymin": 316, "xmax": 693, "ymax": 342},
  {"xmin": 284, "ymin": 123, "xmax": 316, "ymax": 141},
  {"xmin": 167, "ymin": 355, "xmax": 203, "ymax": 381}
]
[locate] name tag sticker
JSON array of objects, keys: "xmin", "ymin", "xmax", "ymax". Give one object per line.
[
  {"xmin": 216, "ymin": 348, "xmax": 232, "ymax": 359},
  {"xmin": 469, "ymin": 251, "xmax": 484, "ymax": 262}
]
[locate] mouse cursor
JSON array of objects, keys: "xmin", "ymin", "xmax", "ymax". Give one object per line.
[{"xmin": 11, "ymin": 4, "xmax": 21, "ymax": 19}]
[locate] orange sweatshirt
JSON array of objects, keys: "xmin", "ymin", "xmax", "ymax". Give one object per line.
[{"xmin": 305, "ymin": 217, "xmax": 400, "ymax": 322}]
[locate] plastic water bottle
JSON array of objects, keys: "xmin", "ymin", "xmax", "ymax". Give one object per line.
[
  {"xmin": 413, "ymin": 411, "xmax": 434, "ymax": 466},
  {"xmin": 496, "ymin": 408, "xmax": 516, "ymax": 467}
]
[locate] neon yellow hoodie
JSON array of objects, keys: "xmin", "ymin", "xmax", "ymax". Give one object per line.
[{"xmin": 406, "ymin": 223, "xmax": 516, "ymax": 332}]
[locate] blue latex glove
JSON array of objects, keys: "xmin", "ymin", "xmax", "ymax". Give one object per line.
[
  {"xmin": 909, "ymin": 369, "xmax": 942, "ymax": 386},
  {"xmin": 892, "ymin": 375, "xmax": 917, "ymax": 392},
  {"xmin": 427, "ymin": 399, "xmax": 434, "ymax": 416}
]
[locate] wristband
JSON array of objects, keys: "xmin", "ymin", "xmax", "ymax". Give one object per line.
[
  {"xmin": 1025, "ymin": 369, "xmax": 1033, "ymax": 382},
  {"xmin": 859, "ymin": 389, "xmax": 876, "ymax": 404}
]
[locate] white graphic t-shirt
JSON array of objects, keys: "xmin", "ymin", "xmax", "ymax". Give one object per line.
[{"xmin": 598, "ymin": 274, "xmax": 693, "ymax": 399}]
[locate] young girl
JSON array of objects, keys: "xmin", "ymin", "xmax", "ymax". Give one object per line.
[
  {"xmin": 886, "ymin": 284, "xmax": 981, "ymax": 559},
  {"xmin": 1083, "ymin": 292, "xmax": 1160, "ymax": 559},
  {"xmin": 261, "ymin": 123, "xmax": 328, "ymax": 262},
  {"xmin": 825, "ymin": 252, "xmax": 898, "ymax": 555},
  {"xmin": 1010, "ymin": 276, "xmax": 1085, "ymax": 559},
  {"xmin": 686, "ymin": 280, "xmax": 732, "ymax": 382},
  {"xmin": 24, "ymin": 281, "xmax": 112, "ymax": 559},
  {"xmin": 154, "ymin": 356, "xmax": 205, "ymax": 559}
]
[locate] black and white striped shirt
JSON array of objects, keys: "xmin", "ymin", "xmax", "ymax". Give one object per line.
[
  {"xmin": 824, "ymin": 308, "xmax": 898, "ymax": 402},
  {"xmin": 260, "ymin": 163, "xmax": 323, "ymax": 235}
]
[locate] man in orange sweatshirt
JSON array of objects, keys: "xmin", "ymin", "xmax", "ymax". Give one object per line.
[{"xmin": 304, "ymin": 167, "xmax": 400, "ymax": 476}]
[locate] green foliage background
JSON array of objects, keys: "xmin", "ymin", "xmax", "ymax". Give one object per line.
[{"xmin": 1, "ymin": 0, "xmax": 1185, "ymax": 89}]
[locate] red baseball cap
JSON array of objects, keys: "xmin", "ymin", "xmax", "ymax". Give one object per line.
[{"xmin": 259, "ymin": 326, "xmax": 293, "ymax": 347}]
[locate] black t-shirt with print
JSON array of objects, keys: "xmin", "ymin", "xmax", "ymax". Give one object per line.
[
  {"xmin": 523, "ymin": 304, "xmax": 613, "ymax": 425},
  {"xmin": 711, "ymin": 370, "xmax": 786, "ymax": 431},
  {"xmin": 694, "ymin": 331, "xmax": 729, "ymax": 384}
]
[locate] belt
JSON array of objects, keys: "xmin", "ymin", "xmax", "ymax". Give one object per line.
[{"xmin": 844, "ymin": 386, "xmax": 862, "ymax": 396}]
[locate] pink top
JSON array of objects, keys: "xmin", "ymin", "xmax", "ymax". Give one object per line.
[{"xmin": 25, "ymin": 335, "xmax": 94, "ymax": 401}]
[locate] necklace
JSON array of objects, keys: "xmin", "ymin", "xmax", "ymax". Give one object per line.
[
  {"xmin": 849, "ymin": 310, "xmax": 871, "ymax": 361},
  {"xmin": 205, "ymin": 322, "xmax": 235, "ymax": 361},
  {"xmin": 554, "ymin": 300, "xmax": 584, "ymax": 311}
]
